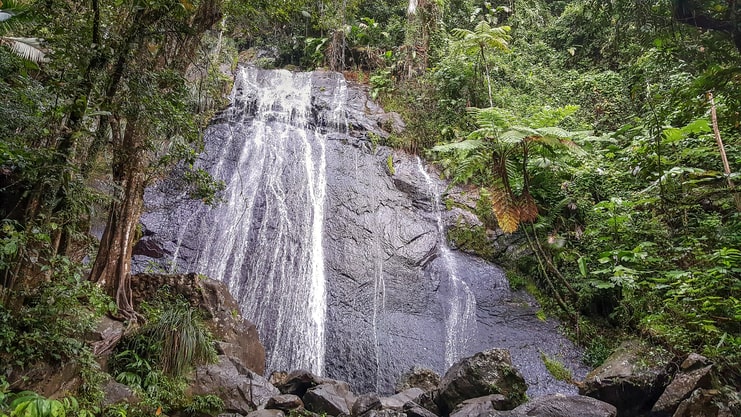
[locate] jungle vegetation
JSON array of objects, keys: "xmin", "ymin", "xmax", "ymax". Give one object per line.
[{"xmin": 0, "ymin": 0, "xmax": 739, "ymax": 414}]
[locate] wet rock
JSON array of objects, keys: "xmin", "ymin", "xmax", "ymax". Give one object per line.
[
  {"xmin": 303, "ymin": 382, "xmax": 356, "ymax": 416},
  {"xmin": 580, "ymin": 340, "xmax": 670, "ymax": 417},
  {"xmin": 449, "ymin": 395, "xmax": 510, "ymax": 417},
  {"xmin": 130, "ymin": 273, "xmax": 266, "ymax": 375},
  {"xmin": 672, "ymin": 389, "xmax": 734, "ymax": 417},
  {"xmin": 396, "ymin": 367, "xmax": 441, "ymax": 393},
  {"xmin": 190, "ymin": 356, "xmax": 279, "ymax": 414},
  {"xmin": 381, "ymin": 389, "xmax": 425, "ymax": 410},
  {"xmin": 101, "ymin": 380, "xmax": 140, "ymax": 407},
  {"xmin": 651, "ymin": 364, "xmax": 712, "ymax": 416},
  {"xmin": 509, "ymin": 394, "xmax": 617, "ymax": 417},
  {"xmin": 437, "ymin": 349, "xmax": 527, "ymax": 414},
  {"xmin": 352, "ymin": 394, "xmax": 382, "ymax": 416},
  {"xmin": 266, "ymin": 394, "xmax": 304, "ymax": 412}
]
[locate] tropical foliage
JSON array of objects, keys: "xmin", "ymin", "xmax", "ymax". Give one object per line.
[{"xmin": 0, "ymin": 0, "xmax": 740, "ymax": 412}]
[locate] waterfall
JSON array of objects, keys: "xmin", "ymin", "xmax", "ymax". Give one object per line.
[
  {"xmin": 138, "ymin": 68, "xmax": 590, "ymax": 395},
  {"xmin": 408, "ymin": 0, "xmax": 418, "ymax": 15},
  {"xmin": 167, "ymin": 67, "xmax": 345, "ymax": 375},
  {"xmin": 415, "ymin": 157, "xmax": 478, "ymax": 368}
]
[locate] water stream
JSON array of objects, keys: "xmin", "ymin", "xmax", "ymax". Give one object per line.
[
  {"xmin": 165, "ymin": 67, "xmax": 337, "ymax": 375},
  {"xmin": 415, "ymin": 157, "xmax": 478, "ymax": 368}
]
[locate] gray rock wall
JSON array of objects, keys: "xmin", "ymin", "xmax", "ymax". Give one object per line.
[{"xmin": 133, "ymin": 67, "xmax": 587, "ymax": 396}]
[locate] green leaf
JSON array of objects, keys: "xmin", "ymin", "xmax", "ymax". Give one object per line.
[{"xmin": 578, "ymin": 257, "xmax": 587, "ymax": 277}]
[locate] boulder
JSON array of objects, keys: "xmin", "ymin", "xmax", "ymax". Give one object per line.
[
  {"xmin": 101, "ymin": 379, "xmax": 140, "ymax": 407},
  {"xmin": 87, "ymin": 315, "xmax": 126, "ymax": 358},
  {"xmin": 9, "ymin": 361, "xmax": 81, "ymax": 399},
  {"xmin": 190, "ymin": 355, "xmax": 279, "ymax": 414},
  {"xmin": 130, "ymin": 273, "xmax": 266, "ymax": 375},
  {"xmin": 580, "ymin": 340, "xmax": 670, "ymax": 417},
  {"xmin": 276, "ymin": 370, "xmax": 324, "ymax": 397},
  {"xmin": 381, "ymin": 389, "xmax": 425, "ymax": 410},
  {"xmin": 396, "ymin": 368, "xmax": 441, "ymax": 393},
  {"xmin": 246, "ymin": 410, "xmax": 285, "ymax": 417},
  {"xmin": 360, "ymin": 410, "xmax": 407, "ymax": 417},
  {"xmin": 352, "ymin": 394, "xmax": 382, "ymax": 416},
  {"xmin": 303, "ymin": 382, "xmax": 357, "ymax": 416},
  {"xmin": 415, "ymin": 391, "xmax": 442, "ymax": 416},
  {"xmin": 651, "ymin": 364, "xmax": 712, "ymax": 416},
  {"xmin": 509, "ymin": 394, "xmax": 617, "ymax": 417},
  {"xmin": 403, "ymin": 403, "xmax": 439, "ymax": 417},
  {"xmin": 449, "ymin": 395, "xmax": 510, "ymax": 417},
  {"xmin": 266, "ymin": 394, "xmax": 304, "ymax": 412},
  {"xmin": 672, "ymin": 389, "xmax": 734, "ymax": 417},
  {"xmin": 437, "ymin": 349, "xmax": 527, "ymax": 414},
  {"xmin": 679, "ymin": 354, "xmax": 711, "ymax": 372}
]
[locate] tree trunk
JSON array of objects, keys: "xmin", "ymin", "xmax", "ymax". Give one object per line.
[{"xmin": 90, "ymin": 118, "xmax": 146, "ymax": 322}]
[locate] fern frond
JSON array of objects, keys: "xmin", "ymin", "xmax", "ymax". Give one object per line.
[
  {"xmin": 518, "ymin": 192, "xmax": 538, "ymax": 223},
  {"xmin": 536, "ymin": 126, "xmax": 572, "ymax": 139},
  {"xmin": 499, "ymin": 129, "xmax": 529, "ymax": 144},
  {"xmin": 490, "ymin": 182, "xmax": 519, "ymax": 233},
  {"xmin": 431, "ymin": 139, "xmax": 485, "ymax": 153}
]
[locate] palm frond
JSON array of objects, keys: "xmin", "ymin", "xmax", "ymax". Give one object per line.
[{"xmin": 2, "ymin": 36, "xmax": 47, "ymax": 62}]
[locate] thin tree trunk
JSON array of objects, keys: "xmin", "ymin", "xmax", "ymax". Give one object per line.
[
  {"xmin": 481, "ymin": 46, "xmax": 493, "ymax": 107},
  {"xmin": 708, "ymin": 92, "xmax": 741, "ymax": 211}
]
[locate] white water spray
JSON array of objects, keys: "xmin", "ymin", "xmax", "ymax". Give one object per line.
[
  {"xmin": 415, "ymin": 157, "xmax": 477, "ymax": 368},
  {"xmin": 168, "ymin": 67, "xmax": 349, "ymax": 375}
]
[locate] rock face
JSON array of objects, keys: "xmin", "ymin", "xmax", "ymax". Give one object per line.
[
  {"xmin": 437, "ymin": 349, "xmax": 527, "ymax": 414},
  {"xmin": 130, "ymin": 273, "xmax": 265, "ymax": 375},
  {"xmin": 133, "ymin": 66, "xmax": 588, "ymax": 395},
  {"xmin": 580, "ymin": 340, "xmax": 670, "ymax": 417}
]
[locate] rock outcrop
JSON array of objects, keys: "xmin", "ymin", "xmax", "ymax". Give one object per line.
[{"xmin": 130, "ymin": 273, "xmax": 265, "ymax": 375}]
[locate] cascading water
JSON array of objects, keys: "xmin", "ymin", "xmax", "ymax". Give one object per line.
[
  {"xmin": 137, "ymin": 67, "xmax": 589, "ymax": 395},
  {"xmin": 415, "ymin": 157, "xmax": 478, "ymax": 368},
  {"xmin": 164, "ymin": 67, "xmax": 348, "ymax": 375}
]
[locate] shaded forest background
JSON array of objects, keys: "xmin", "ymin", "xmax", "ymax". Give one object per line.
[{"xmin": 0, "ymin": 0, "xmax": 739, "ymax": 413}]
